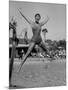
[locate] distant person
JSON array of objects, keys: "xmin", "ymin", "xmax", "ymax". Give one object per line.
[
  {"xmin": 42, "ymin": 28, "xmax": 48, "ymax": 43},
  {"xmin": 19, "ymin": 49, "xmax": 25, "ymax": 59},
  {"xmin": 18, "ymin": 8, "xmax": 54, "ymax": 72}
]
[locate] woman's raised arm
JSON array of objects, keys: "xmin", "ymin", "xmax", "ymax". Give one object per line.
[
  {"xmin": 40, "ymin": 16, "xmax": 49, "ymax": 26},
  {"xmin": 18, "ymin": 9, "xmax": 33, "ymax": 24}
]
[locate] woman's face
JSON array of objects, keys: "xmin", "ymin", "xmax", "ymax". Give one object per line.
[{"xmin": 35, "ymin": 15, "xmax": 41, "ymax": 22}]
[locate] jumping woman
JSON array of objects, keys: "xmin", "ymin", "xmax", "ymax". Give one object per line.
[{"xmin": 18, "ymin": 8, "xmax": 54, "ymax": 72}]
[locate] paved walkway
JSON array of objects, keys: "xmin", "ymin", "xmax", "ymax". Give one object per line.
[{"xmin": 10, "ymin": 58, "xmax": 66, "ymax": 88}]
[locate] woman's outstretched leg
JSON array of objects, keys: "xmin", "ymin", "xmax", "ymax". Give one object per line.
[
  {"xmin": 39, "ymin": 42, "xmax": 54, "ymax": 60},
  {"xmin": 18, "ymin": 42, "xmax": 35, "ymax": 72}
]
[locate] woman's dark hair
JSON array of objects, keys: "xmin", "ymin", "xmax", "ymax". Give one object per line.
[{"xmin": 35, "ymin": 13, "xmax": 41, "ymax": 18}]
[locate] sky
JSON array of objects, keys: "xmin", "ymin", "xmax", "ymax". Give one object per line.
[{"xmin": 9, "ymin": 1, "xmax": 66, "ymax": 40}]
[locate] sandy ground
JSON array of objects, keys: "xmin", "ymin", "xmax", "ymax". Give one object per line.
[{"xmin": 11, "ymin": 58, "xmax": 66, "ymax": 88}]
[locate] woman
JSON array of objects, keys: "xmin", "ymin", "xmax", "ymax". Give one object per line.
[{"xmin": 18, "ymin": 9, "xmax": 54, "ymax": 72}]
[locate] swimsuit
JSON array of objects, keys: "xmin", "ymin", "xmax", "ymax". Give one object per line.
[{"xmin": 31, "ymin": 22, "xmax": 42, "ymax": 44}]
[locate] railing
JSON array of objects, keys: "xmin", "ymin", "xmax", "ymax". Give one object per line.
[{"xmin": 9, "ymin": 44, "xmax": 29, "ymax": 48}]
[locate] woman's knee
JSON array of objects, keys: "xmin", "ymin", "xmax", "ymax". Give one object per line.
[{"xmin": 29, "ymin": 42, "xmax": 35, "ymax": 51}]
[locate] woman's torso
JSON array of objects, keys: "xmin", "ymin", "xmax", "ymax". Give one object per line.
[
  {"xmin": 31, "ymin": 22, "xmax": 42, "ymax": 44},
  {"xmin": 31, "ymin": 22, "xmax": 41, "ymax": 37}
]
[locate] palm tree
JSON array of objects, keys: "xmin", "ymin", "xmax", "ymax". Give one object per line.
[{"xmin": 9, "ymin": 17, "xmax": 18, "ymax": 87}]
